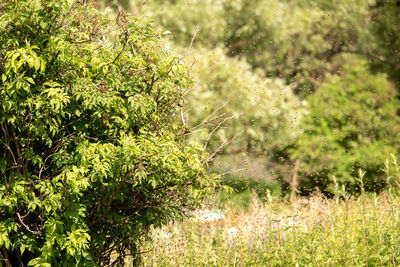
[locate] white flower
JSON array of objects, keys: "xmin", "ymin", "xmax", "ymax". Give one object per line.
[
  {"xmin": 160, "ymin": 232, "xmax": 172, "ymax": 239},
  {"xmin": 197, "ymin": 212, "xmax": 224, "ymax": 222},
  {"xmin": 190, "ymin": 209, "xmax": 225, "ymax": 222}
]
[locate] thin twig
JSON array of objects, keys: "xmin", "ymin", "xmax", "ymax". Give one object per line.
[
  {"xmin": 133, "ymin": 0, "xmax": 149, "ymax": 16},
  {"xmin": 192, "ymin": 112, "xmax": 230, "ymax": 131},
  {"xmin": 181, "ymin": 108, "xmax": 186, "ymax": 126},
  {"xmin": 218, "ymin": 167, "xmax": 248, "ymax": 177},
  {"xmin": 181, "ymin": 26, "xmax": 199, "ymax": 61},
  {"xmin": 207, "ymin": 134, "xmax": 237, "ymax": 163},
  {"xmin": 203, "ymin": 114, "xmax": 235, "ymax": 151},
  {"xmin": 0, "ymin": 141, "xmax": 17, "ymax": 167},
  {"xmin": 188, "ymin": 26, "xmax": 198, "ymax": 53},
  {"xmin": 200, "ymin": 100, "xmax": 230, "ymax": 126}
]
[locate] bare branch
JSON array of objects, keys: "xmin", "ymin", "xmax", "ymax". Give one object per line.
[
  {"xmin": 200, "ymin": 100, "xmax": 230, "ymax": 126},
  {"xmin": 188, "ymin": 26, "xmax": 199, "ymax": 53},
  {"xmin": 0, "ymin": 140, "xmax": 17, "ymax": 167},
  {"xmin": 218, "ymin": 167, "xmax": 247, "ymax": 177},
  {"xmin": 206, "ymin": 134, "xmax": 237, "ymax": 163},
  {"xmin": 133, "ymin": 0, "xmax": 149, "ymax": 17},
  {"xmin": 16, "ymin": 212, "xmax": 41, "ymax": 235},
  {"xmin": 203, "ymin": 114, "xmax": 236, "ymax": 151},
  {"xmin": 192, "ymin": 112, "xmax": 230, "ymax": 131},
  {"xmin": 180, "ymin": 108, "xmax": 187, "ymax": 126},
  {"xmin": 290, "ymin": 159, "xmax": 300, "ymax": 198}
]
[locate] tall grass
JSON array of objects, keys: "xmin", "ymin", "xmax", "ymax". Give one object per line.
[
  {"xmin": 139, "ymin": 192, "xmax": 400, "ymax": 266},
  {"xmin": 136, "ymin": 158, "xmax": 400, "ymax": 266}
]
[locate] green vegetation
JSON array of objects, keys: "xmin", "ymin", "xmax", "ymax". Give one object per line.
[
  {"xmin": 289, "ymin": 59, "xmax": 400, "ymax": 194},
  {"xmin": 369, "ymin": 0, "xmax": 400, "ymax": 86},
  {"xmin": 141, "ymin": 157, "xmax": 400, "ymax": 265},
  {"xmin": 0, "ymin": 1, "xmax": 217, "ymax": 265},
  {"xmin": 141, "ymin": 190, "xmax": 400, "ymax": 266},
  {"xmin": 184, "ymin": 47, "xmax": 305, "ymax": 156},
  {"xmin": 138, "ymin": 0, "xmax": 373, "ymax": 91},
  {"xmin": 135, "ymin": 0, "xmax": 400, "ymax": 195},
  {"xmin": 2, "ymin": 0, "xmax": 400, "ymax": 265}
]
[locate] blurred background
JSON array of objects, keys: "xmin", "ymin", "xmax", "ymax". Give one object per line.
[{"xmin": 100, "ymin": 0, "xmax": 400, "ymax": 203}]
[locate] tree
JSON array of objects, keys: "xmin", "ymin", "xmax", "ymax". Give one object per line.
[
  {"xmin": 367, "ymin": 0, "xmax": 400, "ymax": 87},
  {"xmin": 288, "ymin": 59, "xmax": 400, "ymax": 194},
  {"xmin": 110, "ymin": 0, "xmax": 400, "ymax": 196},
  {"xmin": 183, "ymin": 47, "xmax": 304, "ymax": 158},
  {"xmin": 138, "ymin": 0, "xmax": 372, "ymax": 94},
  {"xmin": 0, "ymin": 0, "xmax": 217, "ymax": 265}
]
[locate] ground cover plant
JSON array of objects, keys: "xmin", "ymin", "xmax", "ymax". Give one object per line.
[{"xmin": 0, "ymin": 0, "xmax": 218, "ymax": 266}]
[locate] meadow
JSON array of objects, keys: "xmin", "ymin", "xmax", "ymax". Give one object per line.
[
  {"xmin": 138, "ymin": 157, "xmax": 400, "ymax": 266},
  {"xmin": 139, "ymin": 190, "xmax": 400, "ymax": 266}
]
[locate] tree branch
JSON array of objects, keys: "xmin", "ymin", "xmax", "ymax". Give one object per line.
[
  {"xmin": 343, "ymin": 49, "xmax": 400, "ymax": 69},
  {"xmin": 16, "ymin": 212, "xmax": 41, "ymax": 235}
]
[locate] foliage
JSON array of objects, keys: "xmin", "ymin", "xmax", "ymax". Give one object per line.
[
  {"xmin": 102, "ymin": 0, "xmax": 400, "ymax": 198},
  {"xmin": 368, "ymin": 0, "xmax": 400, "ymax": 86},
  {"xmin": 141, "ymin": 0, "xmax": 226, "ymax": 48},
  {"xmin": 289, "ymin": 59, "xmax": 400, "ymax": 194},
  {"xmin": 0, "ymin": 0, "xmax": 217, "ymax": 265},
  {"xmin": 139, "ymin": 0, "xmax": 373, "ymax": 93},
  {"xmin": 184, "ymin": 47, "xmax": 304, "ymax": 157}
]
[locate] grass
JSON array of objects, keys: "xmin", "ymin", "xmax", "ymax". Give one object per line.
[
  {"xmin": 217, "ymin": 176, "xmax": 281, "ymax": 208},
  {"xmin": 210, "ymin": 154, "xmax": 283, "ymax": 208},
  {"xmin": 138, "ymin": 190, "xmax": 400, "ymax": 266}
]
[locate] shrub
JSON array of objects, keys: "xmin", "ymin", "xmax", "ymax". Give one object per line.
[
  {"xmin": 0, "ymin": 0, "xmax": 217, "ymax": 265},
  {"xmin": 289, "ymin": 59, "xmax": 400, "ymax": 194}
]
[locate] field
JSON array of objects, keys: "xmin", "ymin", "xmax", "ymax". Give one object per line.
[{"xmin": 139, "ymin": 190, "xmax": 400, "ymax": 266}]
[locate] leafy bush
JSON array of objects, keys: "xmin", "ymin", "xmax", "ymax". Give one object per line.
[
  {"xmin": 0, "ymin": 0, "xmax": 217, "ymax": 265},
  {"xmin": 289, "ymin": 59, "xmax": 400, "ymax": 194}
]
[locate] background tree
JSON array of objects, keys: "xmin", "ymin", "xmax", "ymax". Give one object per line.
[
  {"xmin": 182, "ymin": 47, "xmax": 304, "ymax": 158},
  {"xmin": 105, "ymin": 0, "xmax": 400, "ymax": 195},
  {"xmin": 177, "ymin": 47, "xmax": 304, "ymax": 193},
  {"xmin": 367, "ymin": 0, "xmax": 400, "ymax": 87},
  {"xmin": 137, "ymin": 0, "xmax": 372, "ymax": 93},
  {"xmin": 288, "ymin": 59, "xmax": 400, "ymax": 194},
  {"xmin": 0, "ymin": 0, "xmax": 217, "ymax": 265}
]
